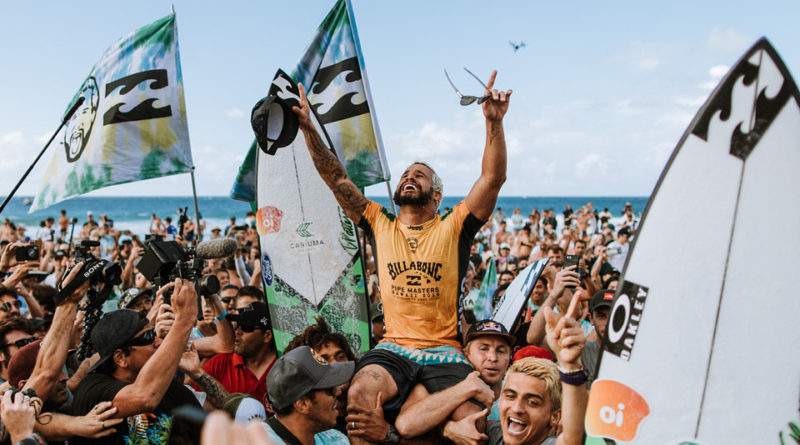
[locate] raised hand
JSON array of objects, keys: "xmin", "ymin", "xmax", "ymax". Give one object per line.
[
  {"xmin": 155, "ymin": 303, "xmax": 175, "ymax": 338},
  {"xmin": 481, "ymin": 70, "xmax": 512, "ymax": 122},
  {"xmin": 292, "ymin": 83, "xmax": 315, "ymax": 131},
  {"xmin": 551, "ymin": 265, "xmax": 580, "ymax": 298},
  {"xmin": 170, "ymin": 279, "xmax": 199, "ymax": 322},
  {"xmin": 543, "ymin": 290, "xmax": 586, "ymax": 368},
  {"xmin": 58, "ymin": 261, "xmax": 91, "ymax": 304}
]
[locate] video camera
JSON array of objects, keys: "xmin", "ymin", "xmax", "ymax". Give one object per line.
[
  {"xmin": 57, "ymin": 240, "xmax": 122, "ymax": 306},
  {"xmin": 57, "ymin": 240, "xmax": 122, "ymax": 361},
  {"xmin": 135, "ymin": 239, "xmax": 236, "ymax": 319}
]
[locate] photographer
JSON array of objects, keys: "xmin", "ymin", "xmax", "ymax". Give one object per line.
[{"xmin": 71, "ymin": 278, "xmax": 201, "ymax": 444}]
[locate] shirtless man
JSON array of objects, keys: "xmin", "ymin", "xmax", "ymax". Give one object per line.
[{"xmin": 292, "ymin": 70, "xmax": 511, "ymax": 444}]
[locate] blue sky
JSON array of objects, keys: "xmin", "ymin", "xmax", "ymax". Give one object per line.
[{"xmin": 1, "ymin": 0, "xmax": 798, "ymax": 199}]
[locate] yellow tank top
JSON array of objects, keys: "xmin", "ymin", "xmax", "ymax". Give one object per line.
[{"xmin": 359, "ymin": 201, "xmax": 483, "ymax": 349}]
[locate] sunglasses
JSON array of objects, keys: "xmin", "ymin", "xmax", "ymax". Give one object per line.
[
  {"xmin": 123, "ymin": 329, "xmax": 156, "ymax": 348},
  {"xmin": 221, "ymin": 297, "xmax": 235, "ymax": 305},
  {"xmin": 444, "ymin": 67, "xmax": 493, "ymax": 106},
  {"xmin": 1, "ymin": 336, "xmax": 38, "ymax": 350},
  {"xmin": 233, "ymin": 322, "xmax": 260, "ymax": 333},
  {"xmin": 0, "ymin": 300, "xmax": 22, "ymax": 312}
]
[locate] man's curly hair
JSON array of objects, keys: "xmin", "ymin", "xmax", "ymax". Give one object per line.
[{"xmin": 284, "ymin": 316, "xmax": 356, "ymax": 362}]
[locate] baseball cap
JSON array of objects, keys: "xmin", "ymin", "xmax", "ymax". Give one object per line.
[
  {"xmin": 590, "ymin": 289, "xmax": 616, "ymax": 312},
  {"xmin": 617, "ymin": 227, "xmax": 631, "ymax": 237},
  {"xmin": 221, "ymin": 393, "xmax": 267, "ymax": 423},
  {"xmin": 211, "ymin": 227, "xmax": 221, "ymax": 232},
  {"xmin": 466, "ymin": 319, "xmax": 515, "ymax": 347},
  {"xmin": 267, "ymin": 346, "xmax": 355, "ymax": 411},
  {"xmin": 226, "ymin": 302, "xmax": 271, "ymax": 330},
  {"xmin": 119, "ymin": 235, "xmax": 133, "ymax": 245},
  {"xmin": 118, "ymin": 287, "xmax": 153, "ymax": 310},
  {"xmin": 88, "ymin": 309, "xmax": 149, "ymax": 373},
  {"xmin": 499, "ymin": 243, "xmax": 511, "ymax": 251},
  {"xmin": 7, "ymin": 339, "xmax": 42, "ymax": 388},
  {"xmin": 513, "ymin": 345, "xmax": 554, "ymax": 363}
]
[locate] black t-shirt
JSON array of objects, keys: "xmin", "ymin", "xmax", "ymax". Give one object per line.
[{"xmin": 71, "ymin": 372, "xmax": 200, "ymax": 445}]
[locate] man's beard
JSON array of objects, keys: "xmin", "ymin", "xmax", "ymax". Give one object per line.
[{"xmin": 393, "ymin": 187, "xmax": 434, "ymax": 208}]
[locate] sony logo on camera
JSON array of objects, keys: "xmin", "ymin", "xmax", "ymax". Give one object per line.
[{"xmin": 83, "ymin": 262, "xmax": 104, "ymax": 278}]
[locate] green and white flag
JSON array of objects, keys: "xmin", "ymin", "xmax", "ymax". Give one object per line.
[
  {"xmin": 231, "ymin": 0, "xmax": 389, "ymax": 202},
  {"xmin": 31, "ymin": 14, "xmax": 192, "ymax": 212},
  {"xmin": 473, "ymin": 257, "xmax": 498, "ymax": 320}
]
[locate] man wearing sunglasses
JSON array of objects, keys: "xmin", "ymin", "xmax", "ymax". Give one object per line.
[
  {"xmin": 0, "ymin": 286, "xmax": 22, "ymax": 321},
  {"xmin": 202, "ymin": 301, "xmax": 277, "ymax": 415},
  {"xmin": 219, "ymin": 283, "xmax": 239, "ymax": 313},
  {"xmin": 70, "ymin": 279, "xmax": 201, "ymax": 445},
  {"xmin": 293, "ymin": 69, "xmax": 511, "ymax": 443}
]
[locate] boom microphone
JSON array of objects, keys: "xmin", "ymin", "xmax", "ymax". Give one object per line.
[{"xmin": 195, "ymin": 238, "xmax": 239, "ymax": 259}]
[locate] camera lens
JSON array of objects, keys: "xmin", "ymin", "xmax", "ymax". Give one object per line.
[
  {"xmin": 102, "ymin": 262, "xmax": 123, "ymax": 285},
  {"xmin": 199, "ymin": 275, "xmax": 220, "ymax": 297}
]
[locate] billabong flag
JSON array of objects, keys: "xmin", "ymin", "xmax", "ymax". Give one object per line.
[
  {"xmin": 473, "ymin": 257, "xmax": 498, "ymax": 320},
  {"xmin": 231, "ymin": 0, "xmax": 389, "ymax": 202},
  {"xmin": 31, "ymin": 14, "xmax": 192, "ymax": 212}
]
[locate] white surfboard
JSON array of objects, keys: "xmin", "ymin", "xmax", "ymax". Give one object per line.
[
  {"xmin": 586, "ymin": 38, "xmax": 800, "ymax": 444},
  {"xmin": 254, "ymin": 70, "xmax": 369, "ymax": 355},
  {"xmin": 492, "ymin": 257, "xmax": 549, "ymax": 332}
]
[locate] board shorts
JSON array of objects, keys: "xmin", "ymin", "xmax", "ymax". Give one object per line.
[{"xmin": 355, "ymin": 342, "xmax": 479, "ymax": 420}]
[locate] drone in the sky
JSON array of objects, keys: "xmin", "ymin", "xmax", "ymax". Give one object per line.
[{"xmin": 509, "ymin": 41, "xmax": 526, "ymax": 52}]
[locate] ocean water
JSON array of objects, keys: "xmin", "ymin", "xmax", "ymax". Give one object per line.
[{"xmin": 2, "ymin": 195, "xmax": 649, "ymax": 239}]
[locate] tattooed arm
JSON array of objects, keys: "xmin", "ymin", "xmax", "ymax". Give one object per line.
[
  {"xmin": 292, "ymin": 83, "xmax": 369, "ymax": 224},
  {"xmin": 193, "ymin": 372, "xmax": 230, "ymax": 410},
  {"xmin": 179, "ymin": 348, "xmax": 229, "ymax": 409},
  {"xmin": 464, "ymin": 70, "xmax": 511, "ymax": 221}
]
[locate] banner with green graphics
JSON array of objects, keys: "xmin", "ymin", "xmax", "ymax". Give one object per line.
[
  {"xmin": 230, "ymin": 0, "xmax": 389, "ymax": 202},
  {"xmin": 31, "ymin": 14, "xmax": 192, "ymax": 212}
]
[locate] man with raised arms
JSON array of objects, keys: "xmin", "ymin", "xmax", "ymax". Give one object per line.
[{"xmin": 292, "ymin": 70, "xmax": 511, "ymax": 444}]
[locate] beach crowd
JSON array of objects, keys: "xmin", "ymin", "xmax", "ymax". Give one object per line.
[{"xmin": 0, "ymin": 72, "xmax": 642, "ymax": 445}]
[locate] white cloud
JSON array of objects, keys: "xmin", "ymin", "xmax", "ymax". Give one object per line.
[
  {"xmin": 226, "ymin": 108, "xmax": 244, "ymax": 118},
  {"xmin": 1, "ymin": 131, "xmax": 23, "ymax": 145},
  {"xmin": 699, "ymin": 64, "xmax": 730, "ymax": 90}
]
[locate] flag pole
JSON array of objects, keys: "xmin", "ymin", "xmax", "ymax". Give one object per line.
[
  {"xmin": 190, "ymin": 167, "xmax": 201, "ymax": 245},
  {"xmin": 384, "ymin": 181, "xmax": 396, "ymax": 214},
  {"xmin": 0, "ymin": 97, "xmax": 85, "ymax": 216},
  {"xmin": 172, "ymin": 4, "xmax": 199, "ymax": 242},
  {"xmin": 344, "ymin": 0, "xmax": 395, "ymax": 215}
]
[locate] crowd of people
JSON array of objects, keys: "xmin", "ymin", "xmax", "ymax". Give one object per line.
[{"xmin": 0, "ymin": 71, "xmax": 642, "ymax": 445}]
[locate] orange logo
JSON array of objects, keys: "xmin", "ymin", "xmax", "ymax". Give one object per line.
[
  {"xmin": 585, "ymin": 380, "xmax": 650, "ymax": 442},
  {"xmin": 256, "ymin": 206, "xmax": 284, "ymax": 235}
]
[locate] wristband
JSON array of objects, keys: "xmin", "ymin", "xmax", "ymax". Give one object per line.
[
  {"xmin": 214, "ymin": 310, "xmax": 228, "ymax": 323},
  {"xmin": 558, "ymin": 367, "xmax": 588, "ymax": 386}
]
